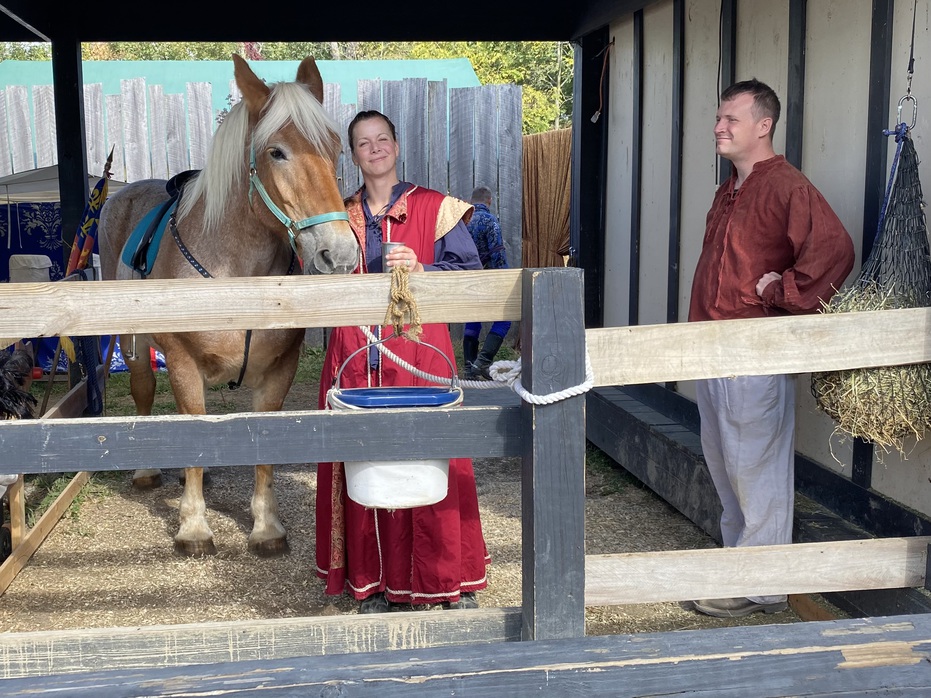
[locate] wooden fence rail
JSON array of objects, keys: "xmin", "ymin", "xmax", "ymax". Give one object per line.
[
  {"xmin": 1, "ymin": 271, "xmax": 929, "ymax": 381},
  {"xmin": 5, "ymin": 613, "xmax": 931, "ymax": 695}
]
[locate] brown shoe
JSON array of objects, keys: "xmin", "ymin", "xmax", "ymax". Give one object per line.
[{"xmin": 692, "ymin": 597, "xmax": 788, "ymax": 618}]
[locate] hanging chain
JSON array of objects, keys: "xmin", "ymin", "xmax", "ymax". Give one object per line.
[
  {"xmin": 906, "ymin": 0, "xmax": 917, "ymax": 99},
  {"xmin": 897, "ymin": 0, "xmax": 919, "ymax": 131}
]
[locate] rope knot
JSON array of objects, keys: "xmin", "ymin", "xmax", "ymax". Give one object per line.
[
  {"xmin": 488, "ymin": 360, "xmax": 522, "ymax": 386},
  {"xmin": 384, "ymin": 265, "xmax": 422, "ymax": 341}
]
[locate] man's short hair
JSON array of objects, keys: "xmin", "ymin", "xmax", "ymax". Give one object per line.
[
  {"xmin": 470, "ymin": 185, "xmax": 493, "ymax": 205},
  {"xmin": 720, "ymin": 78, "xmax": 781, "ymax": 137}
]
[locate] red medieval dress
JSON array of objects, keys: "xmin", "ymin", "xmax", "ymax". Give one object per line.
[{"xmin": 315, "ymin": 182, "xmax": 491, "ymax": 606}]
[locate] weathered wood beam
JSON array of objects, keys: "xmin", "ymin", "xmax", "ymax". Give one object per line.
[
  {"xmin": 3, "ymin": 534, "xmax": 929, "ymax": 682},
  {"xmin": 588, "ymin": 306, "xmax": 931, "ymax": 385},
  {"xmin": 585, "ymin": 536, "xmax": 930, "ymax": 606},
  {"xmin": 0, "ymin": 270, "xmax": 522, "ymax": 336},
  {"xmin": 0, "ymin": 608, "xmax": 523, "ymax": 680},
  {"xmin": 0, "ymin": 406, "xmax": 523, "ymax": 474},
  {"xmin": 3, "ymin": 614, "xmax": 931, "ymax": 696},
  {"xmin": 520, "ymin": 266, "xmax": 587, "ymax": 641},
  {"xmin": 4, "ymin": 273, "xmax": 928, "ymax": 390}
]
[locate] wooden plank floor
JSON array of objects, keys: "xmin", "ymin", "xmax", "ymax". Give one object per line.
[{"xmin": 3, "ymin": 613, "xmax": 930, "ymax": 696}]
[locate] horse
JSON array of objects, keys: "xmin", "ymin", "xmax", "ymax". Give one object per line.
[{"xmin": 98, "ymin": 55, "xmax": 361, "ymax": 557}]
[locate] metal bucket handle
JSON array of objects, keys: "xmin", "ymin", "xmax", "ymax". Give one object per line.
[{"xmin": 333, "ymin": 331, "xmax": 460, "ymax": 392}]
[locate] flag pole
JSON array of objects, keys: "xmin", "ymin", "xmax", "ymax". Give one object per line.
[{"xmin": 41, "ymin": 149, "xmax": 114, "ymax": 416}]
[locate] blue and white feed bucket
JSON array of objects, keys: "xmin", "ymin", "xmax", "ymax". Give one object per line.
[{"xmin": 327, "ymin": 385, "xmax": 464, "ymax": 509}]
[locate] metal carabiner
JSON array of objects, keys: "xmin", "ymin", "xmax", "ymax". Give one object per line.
[{"xmin": 897, "ymin": 94, "xmax": 918, "ymax": 132}]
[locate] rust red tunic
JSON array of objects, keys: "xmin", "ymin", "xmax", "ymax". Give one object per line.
[
  {"xmin": 315, "ymin": 184, "xmax": 490, "ymax": 605},
  {"xmin": 689, "ymin": 155, "xmax": 855, "ymax": 321}
]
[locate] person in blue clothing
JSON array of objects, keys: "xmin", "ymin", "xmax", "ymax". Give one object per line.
[{"xmin": 462, "ymin": 185, "xmax": 512, "ymax": 380}]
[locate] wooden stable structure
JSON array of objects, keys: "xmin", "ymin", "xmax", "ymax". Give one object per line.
[{"xmin": 1, "ymin": 267, "xmax": 931, "ymax": 695}]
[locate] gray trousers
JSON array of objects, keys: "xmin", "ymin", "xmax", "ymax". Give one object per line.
[{"xmin": 695, "ymin": 374, "xmax": 796, "ymax": 604}]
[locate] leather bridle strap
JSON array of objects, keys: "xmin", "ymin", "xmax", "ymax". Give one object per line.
[{"xmin": 247, "ymin": 142, "xmax": 349, "ymax": 258}]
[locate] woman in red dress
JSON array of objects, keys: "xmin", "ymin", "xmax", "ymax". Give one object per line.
[{"xmin": 315, "ymin": 110, "xmax": 490, "ymax": 613}]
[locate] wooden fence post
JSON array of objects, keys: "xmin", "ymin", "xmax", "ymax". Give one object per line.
[{"xmin": 520, "ymin": 266, "xmax": 587, "ymax": 640}]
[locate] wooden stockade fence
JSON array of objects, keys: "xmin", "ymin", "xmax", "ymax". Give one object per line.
[
  {"xmin": 1, "ymin": 76, "xmax": 523, "ymax": 270},
  {"xmin": 1, "ymin": 268, "xmax": 931, "ymax": 694}
]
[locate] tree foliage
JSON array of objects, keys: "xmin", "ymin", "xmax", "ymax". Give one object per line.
[
  {"xmin": 233, "ymin": 41, "xmax": 574, "ymax": 132},
  {"xmin": 409, "ymin": 41, "xmax": 574, "ymax": 133},
  {"xmin": 81, "ymin": 42, "xmax": 241, "ymax": 60},
  {"xmin": 0, "ymin": 42, "xmax": 51, "ymax": 60}
]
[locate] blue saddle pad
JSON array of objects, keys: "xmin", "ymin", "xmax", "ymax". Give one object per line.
[{"xmin": 120, "ymin": 198, "xmax": 178, "ymax": 277}]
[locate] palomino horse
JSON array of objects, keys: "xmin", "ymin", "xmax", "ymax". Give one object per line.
[{"xmin": 98, "ymin": 55, "xmax": 360, "ymax": 557}]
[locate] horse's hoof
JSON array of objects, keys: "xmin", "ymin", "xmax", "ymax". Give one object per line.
[
  {"xmin": 248, "ymin": 537, "xmax": 290, "ymax": 558},
  {"xmin": 174, "ymin": 539, "xmax": 218, "ymax": 557},
  {"xmin": 132, "ymin": 474, "xmax": 162, "ymax": 490}
]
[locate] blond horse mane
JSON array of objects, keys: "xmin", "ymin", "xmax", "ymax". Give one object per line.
[{"xmin": 177, "ymin": 80, "xmax": 342, "ymax": 234}]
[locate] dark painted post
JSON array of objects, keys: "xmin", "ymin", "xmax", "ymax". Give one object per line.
[
  {"xmin": 519, "ymin": 267, "xmax": 587, "ymax": 640},
  {"xmin": 50, "ymin": 40, "xmax": 90, "ymax": 269}
]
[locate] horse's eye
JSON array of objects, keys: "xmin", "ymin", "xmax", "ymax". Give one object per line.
[{"xmin": 269, "ymin": 147, "xmax": 285, "ymax": 161}]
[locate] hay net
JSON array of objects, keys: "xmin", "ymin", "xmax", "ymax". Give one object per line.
[
  {"xmin": 852, "ymin": 134, "xmax": 931, "ymax": 307},
  {"xmin": 811, "ymin": 130, "xmax": 931, "ymax": 454}
]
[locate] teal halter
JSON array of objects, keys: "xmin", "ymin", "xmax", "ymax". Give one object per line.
[{"xmin": 248, "ymin": 142, "xmax": 350, "ymax": 257}]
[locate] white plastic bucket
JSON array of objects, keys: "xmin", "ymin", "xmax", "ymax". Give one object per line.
[
  {"xmin": 327, "ymin": 385, "xmax": 463, "ymax": 509},
  {"xmin": 344, "ymin": 459, "xmax": 450, "ymax": 509}
]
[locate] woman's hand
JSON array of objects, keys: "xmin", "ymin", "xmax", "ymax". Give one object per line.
[{"xmin": 385, "ymin": 245, "xmax": 422, "ymax": 272}]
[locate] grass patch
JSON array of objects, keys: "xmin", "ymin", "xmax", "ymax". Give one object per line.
[
  {"xmin": 22, "ymin": 471, "xmax": 123, "ymax": 527},
  {"xmin": 295, "ymin": 345, "xmax": 327, "ymax": 384}
]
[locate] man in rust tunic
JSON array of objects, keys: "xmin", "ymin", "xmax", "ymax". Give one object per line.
[{"xmin": 687, "ymin": 79, "xmax": 855, "ymax": 618}]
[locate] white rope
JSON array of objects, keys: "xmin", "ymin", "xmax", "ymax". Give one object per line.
[
  {"xmin": 358, "ymin": 326, "xmax": 596, "ymax": 405},
  {"xmin": 480, "ymin": 354, "xmax": 596, "ymax": 405}
]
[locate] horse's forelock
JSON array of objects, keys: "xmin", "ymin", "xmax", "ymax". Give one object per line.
[
  {"xmin": 178, "ymin": 81, "xmax": 341, "ymax": 233},
  {"xmin": 254, "ymin": 82, "xmax": 342, "ymax": 164}
]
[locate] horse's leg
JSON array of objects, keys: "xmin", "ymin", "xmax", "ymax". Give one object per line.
[
  {"xmin": 250, "ymin": 464, "xmax": 288, "ymax": 557},
  {"xmin": 123, "ymin": 334, "xmax": 162, "ymax": 489},
  {"xmin": 247, "ymin": 338, "xmax": 301, "ymax": 557},
  {"xmin": 176, "ymin": 466, "xmax": 215, "ymax": 556},
  {"xmin": 165, "ymin": 352, "xmax": 216, "ymax": 557}
]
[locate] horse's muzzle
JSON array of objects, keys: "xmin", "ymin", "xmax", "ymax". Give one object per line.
[{"xmin": 304, "ymin": 236, "xmax": 360, "ymax": 275}]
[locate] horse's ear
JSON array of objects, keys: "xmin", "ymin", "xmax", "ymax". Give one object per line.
[
  {"xmin": 296, "ymin": 56, "xmax": 325, "ymax": 104},
  {"xmin": 232, "ymin": 53, "xmax": 271, "ymax": 111}
]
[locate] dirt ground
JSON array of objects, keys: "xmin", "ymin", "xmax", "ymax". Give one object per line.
[{"xmin": 0, "ymin": 351, "xmax": 847, "ymax": 636}]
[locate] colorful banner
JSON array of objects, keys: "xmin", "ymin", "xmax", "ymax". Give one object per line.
[{"xmin": 61, "ymin": 150, "xmax": 113, "ymax": 363}]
